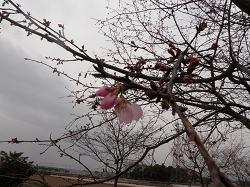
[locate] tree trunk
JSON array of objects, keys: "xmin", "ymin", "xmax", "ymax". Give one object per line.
[
  {"xmin": 114, "ymin": 177, "xmax": 118, "ymax": 187},
  {"xmin": 232, "ymin": 0, "xmax": 250, "ymax": 15},
  {"xmin": 205, "ymin": 176, "xmax": 211, "ymax": 187}
]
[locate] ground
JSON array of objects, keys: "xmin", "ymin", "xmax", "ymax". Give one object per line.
[{"xmin": 25, "ymin": 175, "xmax": 158, "ymax": 187}]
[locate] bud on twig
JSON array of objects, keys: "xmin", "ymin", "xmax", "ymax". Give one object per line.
[
  {"xmin": 167, "ymin": 57, "xmax": 175, "ymax": 64},
  {"xmin": 159, "ymin": 64, "xmax": 169, "ymax": 71},
  {"xmin": 155, "ymin": 62, "xmax": 162, "ymax": 69},
  {"xmin": 211, "ymin": 42, "xmax": 219, "ymax": 49},
  {"xmin": 183, "ymin": 75, "xmax": 193, "ymax": 83},
  {"xmin": 197, "ymin": 21, "xmax": 207, "ymax": 32},
  {"xmin": 168, "ymin": 42, "xmax": 176, "ymax": 50},
  {"xmin": 161, "ymin": 99, "xmax": 169, "ymax": 110},
  {"xmin": 150, "ymin": 80, "xmax": 157, "ymax": 91},
  {"xmin": 168, "ymin": 48, "xmax": 175, "ymax": 57},
  {"xmin": 96, "ymin": 58, "xmax": 104, "ymax": 70},
  {"xmin": 172, "ymin": 108, "xmax": 176, "ymax": 116},
  {"xmin": 176, "ymin": 48, "xmax": 181, "ymax": 57}
]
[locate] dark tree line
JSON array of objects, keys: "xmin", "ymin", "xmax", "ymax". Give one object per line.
[
  {"xmin": 0, "ymin": 151, "xmax": 35, "ymax": 187},
  {"xmin": 129, "ymin": 164, "xmax": 200, "ymax": 183}
]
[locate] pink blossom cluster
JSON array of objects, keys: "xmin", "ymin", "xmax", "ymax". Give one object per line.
[
  {"xmin": 97, "ymin": 86, "xmax": 143, "ymax": 124},
  {"xmin": 132, "ymin": 59, "xmax": 146, "ymax": 77},
  {"xmin": 167, "ymin": 57, "xmax": 175, "ymax": 64},
  {"xmin": 183, "ymin": 74, "xmax": 193, "ymax": 83},
  {"xmin": 134, "ymin": 58, "xmax": 146, "ymax": 69},
  {"xmin": 190, "ymin": 57, "xmax": 200, "ymax": 66}
]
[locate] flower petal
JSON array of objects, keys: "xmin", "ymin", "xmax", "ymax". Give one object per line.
[
  {"xmin": 96, "ymin": 86, "xmax": 110, "ymax": 97},
  {"xmin": 101, "ymin": 93, "xmax": 116, "ymax": 109},
  {"xmin": 130, "ymin": 103, "xmax": 143, "ymax": 121},
  {"xmin": 119, "ymin": 110, "xmax": 134, "ymax": 124},
  {"xmin": 114, "ymin": 98, "xmax": 122, "ymax": 105},
  {"xmin": 115, "ymin": 106, "xmax": 133, "ymax": 124}
]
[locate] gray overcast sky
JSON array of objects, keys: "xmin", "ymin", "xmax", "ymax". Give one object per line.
[
  {"xmin": 0, "ymin": 0, "xmax": 115, "ymax": 171},
  {"xmin": 0, "ymin": 0, "xmax": 172, "ymax": 171}
]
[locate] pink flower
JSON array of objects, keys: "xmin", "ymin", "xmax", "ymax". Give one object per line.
[
  {"xmin": 97, "ymin": 86, "xmax": 112, "ymax": 97},
  {"xmin": 97, "ymin": 85, "xmax": 143, "ymax": 123},
  {"xmin": 114, "ymin": 98, "xmax": 143, "ymax": 124},
  {"xmin": 101, "ymin": 91, "xmax": 119, "ymax": 109},
  {"xmin": 97, "ymin": 86, "xmax": 119, "ymax": 109}
]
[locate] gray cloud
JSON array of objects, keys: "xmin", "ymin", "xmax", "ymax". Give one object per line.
[
  {"xmin": 0, "ymin": 0, "xmax": 111, "ymax": 171},
  {"xmin": 0, "ymin": 36, "xmax": 100, "ymax": 170},
  {"xmin": 0, "ymin": 0, "xmax": 173, "ymax": 171}
]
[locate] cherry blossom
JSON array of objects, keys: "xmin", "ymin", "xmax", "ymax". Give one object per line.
[
  {"xmin": 97, "ymin": 85, "xmax": 143, "ymax": 123},
  {"xmin": 97, "ymin": 86, "xmax": 119, "ymax": 109},
  {"xmin": 101, "ymin": 91, "xmax": 119, "ymax": 109},
  {"xmin": 114, "ymin": 98, "xmax": 143, "ymax": 124},
  {"xmin": 96, "ymin": 86, "xmax": 112, "ymax": 97}
]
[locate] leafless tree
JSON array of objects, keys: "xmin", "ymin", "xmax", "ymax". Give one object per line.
[
  {"xmin": 219, "ymin": 141, "xmax": 250, "ymax": 187},
  {"xmin": 65, "ymin": 115, "xmax": 160, "ymax": 187},
  {"xmin": 0, "ymin": 0, "xmax": 250, "ymax": 187},
  {"xmin": 172, "ymin": 131, "xmax": 250, "ymax": 187}
]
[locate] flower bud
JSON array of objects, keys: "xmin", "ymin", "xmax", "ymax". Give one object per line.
[
  {"xmin": 183, "ymin": 75, "xmax": 193, "ymax": 83},
  {"xmin": 150, "ymin": 80, "xmax": 157, "ymax": 91},
  {"xmin": 158, "ymin": 78, "xmax": 164, "ymax": 85},
  {"xmin": 185, "ymin": 56, "xmax": 192, "ymax": 63},
  {"xmin": 159, "ymin": 64, "xmax": 169, "ymax": 71},
  {"xmin": 176, "ymin": 48, "xmax": 181, "ymax": 57},
  {"xmin": 198, "ymin": 21, "xmax": 207, "ymax": 31},
  {"xmin": 168, "ymin": 42, "xmax": 176, "ymax": 50},
  {"xmin": 155, "ymin": 62, "xmax": 162, "ymax": 69},
  {"xmin": 172, "ymin": 108, "xmax": 176, "ymax": 116},
  {"xmin": 167, "ymin": 57, "xmax": 175, "ymax": 64},
  {"xmin": 168, "ymin": 48, "xmax": 175, "ymax": 57},
  {"xmin": 161, "ymin": 99, "xmax": 169, "ymax": 110},
  {"xmin": 211, "ymin": 42, "xmax": 218, "ymax": 49}
]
